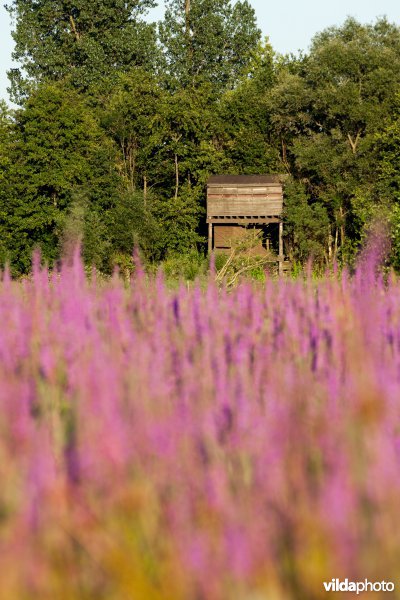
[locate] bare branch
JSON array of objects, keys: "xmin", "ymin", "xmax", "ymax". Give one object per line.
[{"xmin": 69, "ymin": 15, "xmax": 81, "ymax": 41}]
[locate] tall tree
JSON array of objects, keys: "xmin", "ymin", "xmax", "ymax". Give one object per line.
[
  {"xmin": 371, "ymin": 100, "xmax": 400, "ymax": 268},
  {"xmin": 159, "ymin": 0, "xmax": 261, "ymax": 91},
  {"xmin": 2, "ymin": 82, "xmax": 121, "ymax": 273},
  {"xmin": 0, "ymin": 102, "xmax": 14, "ymax": 265},
  {"xmin": 0, "ymin": 102, "xmax": 12, "ymax": 189},
  {"xmin": 218, "ymin": 40, "xmax": 280, "ymax": 174},
  {"xmin": 104, "ymin": 68, "xmax": 167, "ymax": 195},
  {"xmin": 269, "ymin": 18, "xmax": 400, "ymax": 262},
  {"xmin": 6, "ymin": 0, "xmax": 159, "ymax": 102},
  {"xmin": 147, "ymin": 84, "xmax": 228, "ymax": 257},
  {"xmin": 104, "ymin": 70, "xmax": 230, "ymax": 258}
]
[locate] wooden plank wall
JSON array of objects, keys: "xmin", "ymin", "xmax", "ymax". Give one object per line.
[
  {"xmin": 214, "ymin": 225, "xmax": 266, "ymax": 255},
  {"xmin": 207, "ymin": 184, "xmax": 283, "ymax": 218},
  {"xmin": 214, "ymin": 225, "xmax": 245, "ymax": 247}
]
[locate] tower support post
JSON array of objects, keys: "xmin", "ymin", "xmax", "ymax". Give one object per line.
[
  {"xmin": 208, "ymin": 222, "xmax": 213, "ymax": 255},
  {"xmin": 279, "ymin": 220, "xmax": 284, "ymax": 276}
]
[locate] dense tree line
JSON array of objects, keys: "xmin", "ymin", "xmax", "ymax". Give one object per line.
[{"xmin": 1, "ymin": 1, "xmax": 400, "ymax": 274}]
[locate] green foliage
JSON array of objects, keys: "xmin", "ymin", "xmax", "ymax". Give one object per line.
[
  {"xmin": 284, "ymin": 181, "xmax": 330, "ymax": 265},
  {"xmin": 3, "ymin": 6, "xmax": 400, "ymax": 276},
  {"xmin": 159, "ymin": 0, "xmax": 261, "ymax": 91},
  {"xmin": 218, "ymin": 40, "xmax": 280, "ymax": 173},
  {"xmin": 269, "ymin": 18, "xmax": 400, "ymax": 264},
  {"xmin": 7, "ymin": 0, "xmax": 159, "ymax": 102},
  {"xmin": 0, "ymin": 102, "xmax": 14, "ymax": 266},
  {"xmin": 372, "ymin": 103, "xmax": 400, "ymax": 269},
  {"xmin": 0, "ymin": 101, "xmax": 12, "ymax": 181},
  {"xmin": 103, "ymin": 68, "xmax": 166, "ymax": 192},
  {"xmin": 374, "ymin": 104, "xmax": 400, "ymax": 203},
  {"xmin": 159, "ymin": 85, "xmax": 231, "ymax": 194},
  {"xmin": 150, "ymin": 185, "xmax": 205, "ymax": 257},
  {"xmin": 214, "ymin": 229, "xmax": 277, "ymax": 286},
  {"xmin": 390, "ymin": 206, "xmax": 400, "ymax": 272},
  {"xmin": 2, "ymin": 82, "xmax": 121, "ymax": 273},
  {"xmin": 108, "ymin": 190, "xmax": 161, "ymax": 264},
  {"xmin": 160, "ymin": 250, "xmax": 207, "ymax": 282}
]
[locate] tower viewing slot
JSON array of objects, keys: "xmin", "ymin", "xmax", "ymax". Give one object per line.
[{"xmin": 206, "ymin": 175, "xmax": 285, "ymax": 275}]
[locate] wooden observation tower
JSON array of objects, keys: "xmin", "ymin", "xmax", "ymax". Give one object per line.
[{"xmin": 207, "ymin": 175, "xmax": 285, "ymax": 274}]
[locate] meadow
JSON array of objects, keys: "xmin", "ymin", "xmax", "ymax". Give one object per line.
[{"xmin": 1, "ymin": 245, "xmax": 400, "ymax": 599}]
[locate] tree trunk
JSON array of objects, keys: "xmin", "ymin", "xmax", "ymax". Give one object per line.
[
  {"xmin": 339, "ymin": 206, "xmax": 345, "ymax": 250},
  {"xmin": 129, "ymin": 141, "xmax": 136, "ymax": 192},
  {"xmin": 143, "ymin": 175, "xmax": 147, "ymax": 206},
  {"xmin": 328, "ymin": 224, "xmax": 333, "ymax": 263},
  {"xmin": 208, "ymin": 222, "xmax": 213, "ymax": 255},
  {"xmin": 347, "ymin": 131, "xmax": 361, "ymax": 155},
  {"xmin": 185, "ymin": 0, "xmax": 193, "ymax": 80},
  {"xmin": 334, "ymin": 225, "xmax": 339, "ymax": 262},
  {"xmin": 281, "ymin": 137, "xmax": 290, "ymax": 172},
  {"xmin": 174, "ymin": 154, "xmax": 179, "ymax": 200},
  {"xmin": 121, "ymin": 139, "xmax": 136, "ymax": 192},
  {"xmin": 279, "ymin": 221, "xmax": 284, "ymax": 276},
  {"xmin": 69, "ymin": 15, "xmax": 81, "ymax": 41},
  {"xmin": 185, "ymin": 0, "xmax": 191, "ymax": 33}
]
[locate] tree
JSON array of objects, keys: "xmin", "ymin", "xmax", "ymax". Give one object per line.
[
  {"xmin": 6, "ymin": 0, "xmax": 159, "ymax": 102},
  {"xmin": 370, "ymin": 101, "xmax": 400, "ymax": 269},
  {"xmin": 158, "ymin": 84, "xmax": 229, "ymax": 193},
  {"xmin": 283, "ymin": 180, "xmax": 330, "ymax": 265},
  {"xmin": 159, "ymin": 0, "xmax": 261, "ymax": 91},
  {"xmin": 373, "ymin": 97, "xmax": 400, "ymax": 205},
  {"xmin": 218, "ymin": 40, "xmax": 280, "ymax": 174},
  {"xmin": 149, "ymin": 186, "xmax": 204, "ymax": 257},
  {"xmin": 2, "ymin": 82, "xmax": 121, "ymax": 273},
  {"xmin": 143, "ymin": 84, "xmax": 228, "ymax": 257},
  {"xmin": 0, "ymin": 102, "xmax": 14, "ymax": 265},
  {"xmin": 104, "ymin": 68, "xmax": 167, "ymax": 195},
  {"xmin": 268, "ymin": 18, "xmax": 400, "ymax": 262},
  {"xmin": 107, "ymin": 189, "xmax": 161, "ymax": 265}
]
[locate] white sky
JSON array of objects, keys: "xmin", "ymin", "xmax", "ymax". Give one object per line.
[{"xmin": 1, "ymin": 0, "xmax": 400, "ymax": 104}]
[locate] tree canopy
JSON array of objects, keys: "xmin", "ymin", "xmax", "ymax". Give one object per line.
[
  {"xmin": 6, "ymin": 0, "xmax": 159, "ymax": 101},
  {"xmin": 159, "ymin": 0, "xmax": 261, "ymax": 90},
  {"xmin": 2, "ymin": 6, "xmax": 400, "ymax": 275}
]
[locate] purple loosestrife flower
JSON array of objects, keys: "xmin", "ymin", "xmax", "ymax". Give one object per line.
[{"xmin": 2, "ymin": 247, "xmax": 400, "ymax": 597}]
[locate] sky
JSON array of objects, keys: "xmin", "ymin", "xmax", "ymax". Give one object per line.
[{"xmin": 1, "ymin": 0, "xmax": 400, "ymax": 104}]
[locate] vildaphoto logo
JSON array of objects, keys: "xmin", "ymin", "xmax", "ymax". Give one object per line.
[{"xmin": 323, "ymin": 579, "xmax": 395, "ymax": 594}]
